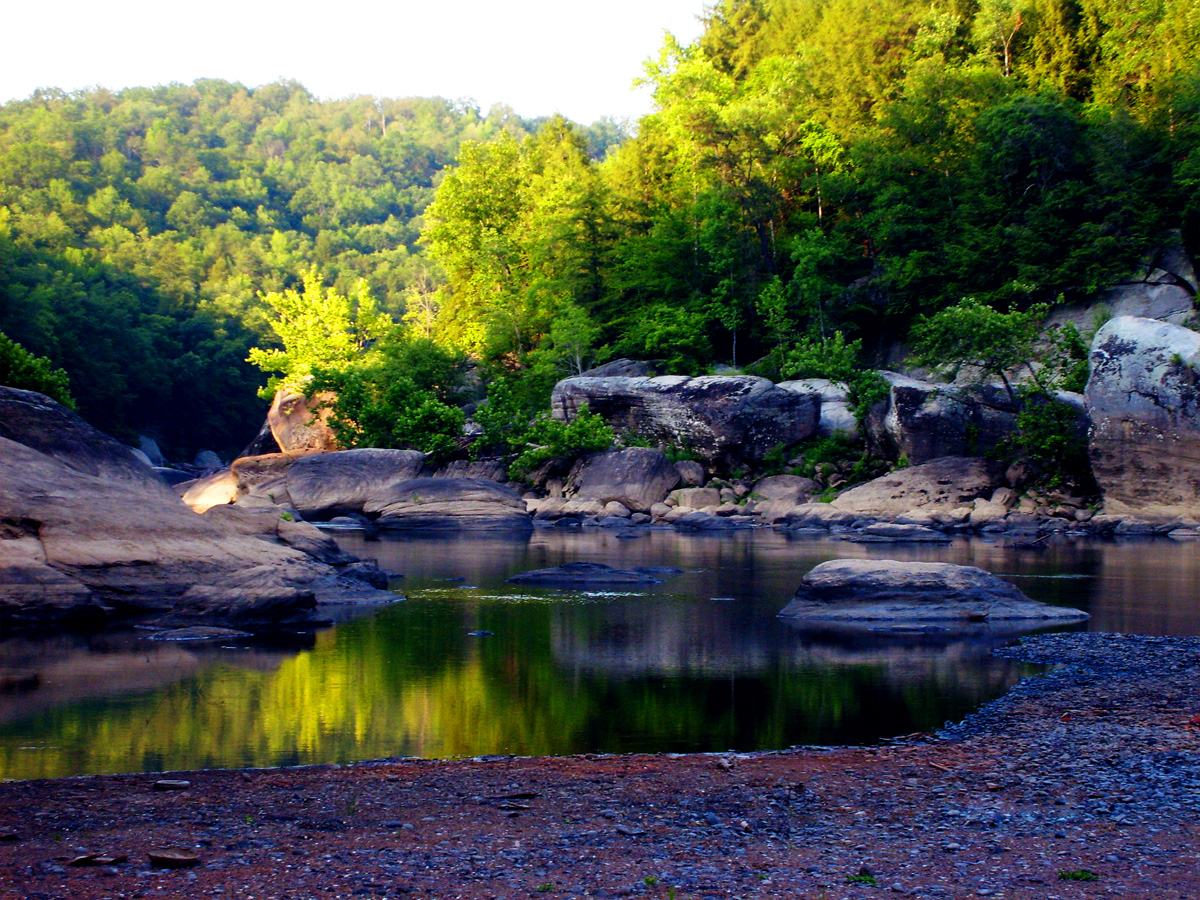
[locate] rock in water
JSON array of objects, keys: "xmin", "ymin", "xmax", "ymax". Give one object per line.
[
  {"xmin": 1086, "ymin": 316, "xmax": 1200, "ymax": 517},
  {"xmin": 778, "ymin": 559, "xmax": 1088, "ymax": 629},
  {"xmin": 507, "ymin": 562, "xmax": 665, "ymax": 588}
]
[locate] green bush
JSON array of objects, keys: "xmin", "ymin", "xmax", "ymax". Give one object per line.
[
  {"xmin": 1012, "ymin": 388, "xmax": 1090, "ymax": 485},
  {"xmin": 0, "ymin": 331, "xmax": 74, "ymax": 407},
  {"xmin": 510, "ymin": 407, "xmax": 615, "ymax": 478}
]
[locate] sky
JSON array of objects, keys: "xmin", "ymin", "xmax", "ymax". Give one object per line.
[{"xmin": 3, "ymin": 0, "xmax": 708, "ymax": 125}]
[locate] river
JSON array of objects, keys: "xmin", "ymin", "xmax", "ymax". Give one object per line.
[{"xmin": 1, "ymin": 529, "xmax": 1198, "ymax": 780}]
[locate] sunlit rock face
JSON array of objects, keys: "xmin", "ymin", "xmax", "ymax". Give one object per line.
[
  {"xmin": 267, "ymin": 387, "xmax": 340, "ymax": 453},
  {"xmin": 1086, "ymin": 316, "xmax": 1200, "ymax": 519},
  {"xmin": 366, "ymin": 477, "xmax": 532, "ymax": 531},
  {"xmin": 830, "ymin": 456, "xmax": 1004, "ymax": 519},
  {"xmin": 550, "ymin": 375, "xmax": 818, "ymax": 468},
  {"xmin": 0, "ymin": 387, "xmax": 390, "ymax": 627}
]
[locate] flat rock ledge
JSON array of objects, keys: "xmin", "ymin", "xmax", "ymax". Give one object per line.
[{"xmin": 779, "ymin": 559, "xmax": 1089, "ymax": 629}]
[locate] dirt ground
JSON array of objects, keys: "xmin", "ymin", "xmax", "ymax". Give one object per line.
[{"xmin": 2, "ymin": 632, "xmax": 1198, "ymax": 900}]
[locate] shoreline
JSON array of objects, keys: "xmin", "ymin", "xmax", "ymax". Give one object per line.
[{"xmin": 2, "ymin": 631, "xmax": 1198, "ymax": 899}]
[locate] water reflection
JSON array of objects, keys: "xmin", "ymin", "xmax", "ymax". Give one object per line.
[{"xmin": 2, "ymin": 530, "xmax": 1197, "ymax": 780}]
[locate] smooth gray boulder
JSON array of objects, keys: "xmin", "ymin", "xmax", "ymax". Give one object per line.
[
  {"xmin": 778, "ymin": 559, "xmax": 1089, "ymax": 628},
  {"xmin": 551, "ymin": 374, "xmax": 818, "ymax": 467},
  {"xmin": 1086, "ymin": 316, "xmax": 1200, "ymax": 517},
  {"xmin": 287, "ymin": 449, "xmax": 426, "ymax": 518},
  {"xmin": 831, "ymin": 457, "xmax": 1003, "ymax": 519},
  {"xmin": 778, "ymin": 378, "xmax": 857, "ymax": 438},
  {"xmin": 507, "ymin": 562, "xmax": 665, "ymax": 588},
  {"xmin": 569, "ymin": 448, "xmax": 680, "ymax": 512},
  {"xmin": 367, "ymin": 477, "xmax": 531, "ymax": 530}
]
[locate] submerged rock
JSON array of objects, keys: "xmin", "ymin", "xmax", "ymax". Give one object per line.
[
  {"xmin": 507, "ymin": 562, "xmax": 666, "ymax": 588},
  {"xmin": 778, "ymin": 559, "xmax": 1089, "ymax": 629}
]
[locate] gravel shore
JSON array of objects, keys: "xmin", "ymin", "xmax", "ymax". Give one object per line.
[{"xmin": 1, "ymin": 631, "xmax": 1197, "ymax": 900}]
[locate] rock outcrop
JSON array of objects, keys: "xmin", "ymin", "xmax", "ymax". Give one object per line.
[
  {"xmin": 830, "ymin": 456, "xmax": 1004, "ymax": 519},
  {"xmin": 1086, "ymin": 316, "xmax": 1200, "ymax": 518},
  {"xmin": 568, "ymin": 448, "xmax": 680, "ymax": 512},
  {"xmin": 778, "ymin": 378, "xmax": 857, "ymax": 438},
  {"xmin": 551, "ymin": 375, "xmax": 818, "ymax": 467},
  {"xmin": 267, "ymin": 387, "xmax": 340, "ymax": 453},
  {"xmin": 865, "ymin": 373, "xmax": 1020, "ymax": 465},
  {"xmin": 181, "ymin": 449, "xmax": 427, "ymax": 519},
  {"xmin": 0, "ymin": 387, "xmax": 392, "ymax": 628},
  {"xmin": 778, "ymin": 559, "xmax": 1089, "ymax": 629},
  {"xmin": 366, "ymin": 477, "xmax": 532, "ymax": 530}
]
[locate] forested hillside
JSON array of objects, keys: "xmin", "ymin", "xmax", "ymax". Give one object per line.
[
  {"xmin": 429, "ymin": 0, "xmax": 1200, "ymax": 380},
  {"xmin": 0, "ymin": 80, "xmax": 620, "ymax": 454},
  {"xmin": 3, "ymin": 0, "xmax": 1199, "ymax": 460}
]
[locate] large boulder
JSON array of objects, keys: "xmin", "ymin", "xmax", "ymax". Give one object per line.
[
  {"xmin": 267, "ymin": 387, "xmax": 340, "ymax": 453},
  {"xmin": 550, "ymin": 375, "xmax": 818, "ymax": 467},
  {"xmin": 865, "ymin": 373, "xmax": 1020, "ymax": 465},
  {"xmin": 366, "ymin": 477, "xmax": 531, "ymax": 531},
  {"xmin": 831, "ymin": 457, "xmax": 1003, "ymax": 519},
  {"xmin": 568, "ymin": 448, "xmax": 680, "ymax": 512},
  {"xmin": 184, "ymin": 449, "xmax": 428, "ymax": 519},
  {"xmin": 1086, "ymin": 316, "xmax": 1200, "ymax": 517},
  {"xmin": 0, "ymin": 387, "xmax": 391, "ymax": 627},
  {"xmin": 286, "ymin": 449, "xmax": 425, "ymax": 518},
  {"xmin": 1047, "ymin": 237, "xmax": 1198, "ymax": 332},
  {"xmin": 778, "ymin": 559, "xmax": 1089, "ymax": 629},
  {"xmin": 778, "ymin": 378, "xmax": 857, "ymax": 438}
]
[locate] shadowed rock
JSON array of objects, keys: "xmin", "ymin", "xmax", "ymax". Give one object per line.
[
  {"xmin": 551, "ymin": 374, "xmax": 818, "ymax": 467},
  {"xmin": 570, "ymin": 448, "xmax": 680, "ymax": 512}
]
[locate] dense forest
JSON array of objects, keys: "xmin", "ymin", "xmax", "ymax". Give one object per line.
[{"xmin": 2, "ymin": 0, "xmax": 1199, "ymax": 460}]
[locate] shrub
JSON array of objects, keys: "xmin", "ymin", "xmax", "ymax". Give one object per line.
[
  {"xmin": 510, "ymin": 407, "xmax": 614, "ymax": 478},
  {"xmin": 0, "ymin": 331, "xmax": 74, "ymax": 407}
]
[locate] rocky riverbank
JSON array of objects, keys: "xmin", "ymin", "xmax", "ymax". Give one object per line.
[{"xmin": 1, "ymin": 631, "xmax": 1196, "ymax": 900}]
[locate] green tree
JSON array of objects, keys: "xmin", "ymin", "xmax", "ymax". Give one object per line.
[
  {"xmin": 908, "ymin": 297, "xmax": 1049, "ymax": 401},
  {"xmin": 247, "ymin": 267, "xmax": 390, "ymax": 398},
  {"xmin": 0, "ymin": 330, "xmax": 73, "ymax": 406}
]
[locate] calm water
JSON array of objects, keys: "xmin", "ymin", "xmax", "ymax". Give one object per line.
[{"xmin": 2, "ymin": 529, "xmax": 1199, "ymax": 780}]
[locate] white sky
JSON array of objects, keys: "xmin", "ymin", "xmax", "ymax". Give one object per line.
[{"xmin": 2, "ymin": 0, "xmax": 708, "ymax": 125}]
